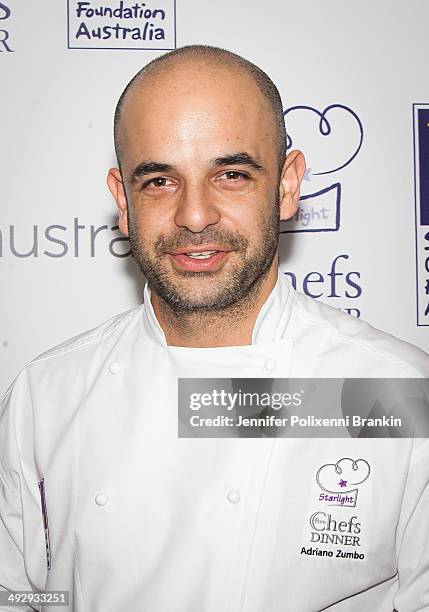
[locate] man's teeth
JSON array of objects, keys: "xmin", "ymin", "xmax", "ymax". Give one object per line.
[{"xmin": 185, "ymin": 251, "xmax": 218, "ymax": 259}]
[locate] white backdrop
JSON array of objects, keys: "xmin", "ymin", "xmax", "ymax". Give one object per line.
[{"xmin": 1, "ymin": 0, "xmax": 428, "ymax": 393}]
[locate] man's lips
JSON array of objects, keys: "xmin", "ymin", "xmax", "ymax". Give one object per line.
[
  {"xmin": 167, "ymin": 245, "xmax": 233, "ymax": 272},
  {"xmin": 167, "ymin": 245, "xmax": 231, "ymax": 255}
]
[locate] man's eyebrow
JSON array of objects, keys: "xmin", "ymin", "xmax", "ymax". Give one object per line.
[
  {"xmin": 211, "ymin": 152, "xmax": 264, "ymax": 171},
  {"xmin": 129, "ymin": 153, "xmax": 263, "ymax": 184},
  {"xmin": 130, "ymin": 161, "xmax": 176, "ymax": 184}
]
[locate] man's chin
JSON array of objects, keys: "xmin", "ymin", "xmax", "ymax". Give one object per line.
[
  {"xmin": 143, "ymin": 260, "xmax": 262, "ymax": 311},
  {"xmin": 161, "ymin": 286, "xmax": 234, "ymax": 311},
  {"xmin": 149, "ymin": 275, "xmax": 241, "ymax": 312}
]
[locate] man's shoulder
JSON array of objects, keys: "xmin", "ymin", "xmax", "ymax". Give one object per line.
[
  {"xmin": 291, "ymin": 288, "xmax": 429, "ymax": 377},
  {"xmin": 1, "ymin": 304, "xmax": 144, "ymax": 406},
  {"xmin": 31, "ymin": 303, "xmax": 144, "ymax": 366}
]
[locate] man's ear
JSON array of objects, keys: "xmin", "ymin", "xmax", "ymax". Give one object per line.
[
  {"xmin": 278, "ymin": 150, "xmax": 306, "ymax": 221},
  {"xmin": 107, "ymin": 168, "xmax": 129, "ymax": 237}
]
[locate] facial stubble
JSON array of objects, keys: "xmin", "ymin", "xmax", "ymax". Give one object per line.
[{"xmin": 127, "ymin": 193, "xmax": 281, "ymax": 323}]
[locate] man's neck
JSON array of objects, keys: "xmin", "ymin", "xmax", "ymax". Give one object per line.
[{"xmin": 150, "ymin": 263, "xmax": 279, "ymax": 348}]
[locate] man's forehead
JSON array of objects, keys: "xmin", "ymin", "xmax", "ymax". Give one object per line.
[
  {"xmin": 118, "ymin": 62, "xmax": 273, "ymax": 162},
  {"xmin": 120, "ymin": 114, "xmax": 270, "ymax": 175},
  {"xmin": 124, "ymin": 136, "xmax": 267, "ymax": 177}
]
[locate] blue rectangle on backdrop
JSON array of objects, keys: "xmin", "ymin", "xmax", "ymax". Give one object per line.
[{"xmin": 418, "ymin": 108, "xmax": 429, "ymax": 226}]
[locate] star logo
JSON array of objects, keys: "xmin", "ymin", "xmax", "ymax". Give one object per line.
[{"xmin": 316, "ymin": 457, "xmax": 371, "ymax": 508}]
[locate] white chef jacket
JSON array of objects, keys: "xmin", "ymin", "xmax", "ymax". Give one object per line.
[{"xmin": 1, "ymin": 270, "xmax": 429, "ymax": 612}]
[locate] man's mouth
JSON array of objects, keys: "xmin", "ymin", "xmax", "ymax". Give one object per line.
[
  {"xmin": 167, "ymin": 246, "xmax": 232, "ymax": 271},
  {"xmin": 184, "ymin": 250, "xmax": 219, "ymax": 259}
]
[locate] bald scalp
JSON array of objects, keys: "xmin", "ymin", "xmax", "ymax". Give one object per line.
[{"xmin": 113, "ymin": 45, "xmax": 287, "ymax": 172}]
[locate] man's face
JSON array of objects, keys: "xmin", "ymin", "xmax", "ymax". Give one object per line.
[{"xmin": 114, "ymin": 61, "xmax": 286, "ymax": 312}]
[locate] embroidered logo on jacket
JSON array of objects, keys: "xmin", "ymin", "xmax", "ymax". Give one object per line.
[
  {"xmin": 37, "ymin": 478, "xmax": 52, "ymax": 570},
  {"xmin": 316, "ymin": 457, "xmax": 370, "ymax": 508}
]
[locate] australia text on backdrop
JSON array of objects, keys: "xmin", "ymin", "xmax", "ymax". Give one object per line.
[{"xmin": 73, "ymin": 1, "xmax": 167, "ymax": 41}]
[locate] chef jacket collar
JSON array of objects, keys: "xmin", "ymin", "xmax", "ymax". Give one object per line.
[{"xmin": 141, "ymin": 268, "xmax": 294, "ymax": 347}]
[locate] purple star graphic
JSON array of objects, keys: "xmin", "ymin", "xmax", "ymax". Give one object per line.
[{"xmin": 338, "ymin": 479, "xmax": 347, "ymax": 488}]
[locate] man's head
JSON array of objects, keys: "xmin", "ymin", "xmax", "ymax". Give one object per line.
[
  {"xmin": 108, "ymin": 45, "xmax": 305, "ymax": 314},
  {"xmin": 113, "ymin": 46, "xmax": 288, "ymax": 173}
]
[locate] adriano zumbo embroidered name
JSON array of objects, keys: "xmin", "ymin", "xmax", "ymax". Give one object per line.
[{"xmin": 300, "ymin": 547, "xmax": 365, "ymax": 560}]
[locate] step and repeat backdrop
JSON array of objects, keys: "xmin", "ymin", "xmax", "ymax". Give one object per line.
[{"xmin": 1, "ymin": 0, "xmax": 428, "ymax": 392}]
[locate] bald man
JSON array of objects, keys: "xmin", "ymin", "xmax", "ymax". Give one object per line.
[
  {"xmin": 1, "ymin": 45, "xmax": 429, "ymax": 612},
  {"xmin": 108, "ymin": 45, "xmax": 304, "ymax": 348}
]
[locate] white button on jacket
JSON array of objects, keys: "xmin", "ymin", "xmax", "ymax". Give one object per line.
[
  {"xmin": 108, "ymin": 362, "xmax": 121, "ymax": 375},
  {"xmin": 226, "ymin": 489, "xmax": 241, "ymax": 504},
  {"xmin": 1, "ymin": 271, "xmax": 429, "ymax": 612},
  {"xmin": 263, "ymin": 358, "xmax": 277, "ymax": 372},
  {"xmin": 94, "ymin": 494, "xmax": 109, "ymax": 507}
]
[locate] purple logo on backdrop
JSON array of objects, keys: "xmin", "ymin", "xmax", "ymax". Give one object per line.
[
  {"xmin": 279, "ymin": 104, "xmax": 364, "ymax": 318},
  {"xmin": 67, "ymin": 0, "xmax": 176, "ymax": 50},
  {"xmin": 413, "ymin": 103, "xmax": 429, "ymax": 326},
  {"xmin": 281, "ymin": 104, "xmax": 363, "ymax": 234},
  {"xmin": 0, "ymin": 2, "xmax": 13, "ymax": 52}
]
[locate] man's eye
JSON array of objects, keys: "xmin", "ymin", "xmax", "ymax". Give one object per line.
[
  {"xmin": 220, "ymin": 171, "xmax": 248, "ymax": 181},
  {"xmin": 144, "ymin": 176, "xmax": 173, "ymax": 188}
]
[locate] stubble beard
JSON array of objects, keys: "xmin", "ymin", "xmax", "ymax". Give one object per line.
[{"xmin": 128, "ymin": 195, "xmax": 280, "ymax": 318}]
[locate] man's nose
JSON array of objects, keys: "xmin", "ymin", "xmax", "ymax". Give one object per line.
[{"xmin": 173, "ymin": 182, "xmax": 221, "ymax": 232}]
